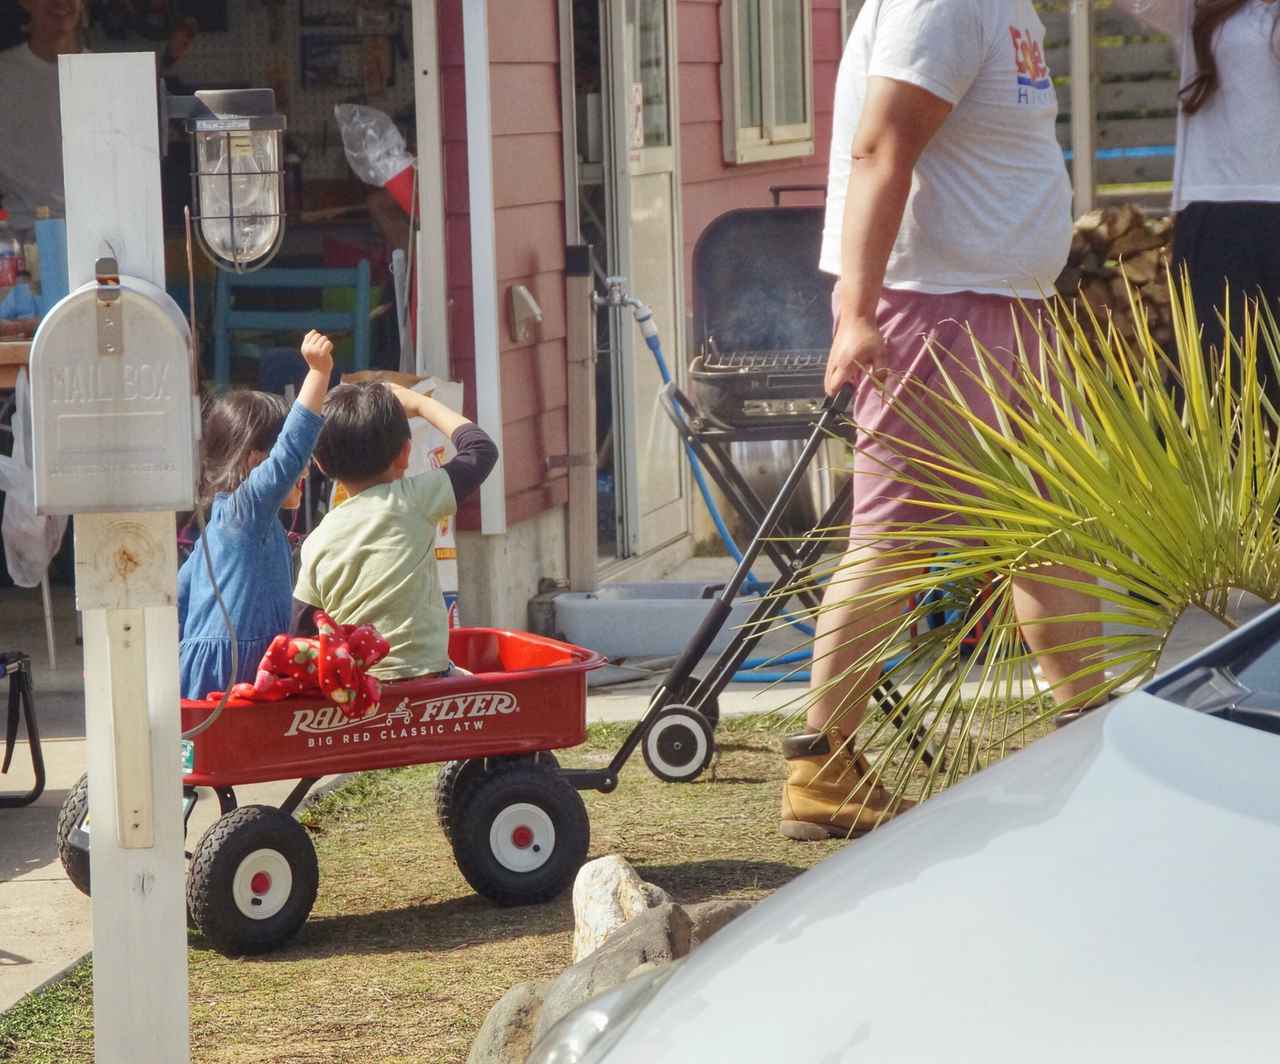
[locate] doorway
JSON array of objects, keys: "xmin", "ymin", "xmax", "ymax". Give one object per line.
[{"xmin": 571, "ymin": 0, "xmax": 688, "ymax": 564}]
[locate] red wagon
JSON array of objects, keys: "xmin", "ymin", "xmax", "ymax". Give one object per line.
[{"xmin": 57, "ymin": 628, "xmax": 604, "ymax": 956}]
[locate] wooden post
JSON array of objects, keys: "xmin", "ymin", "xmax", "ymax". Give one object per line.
[
  {"xmin": 59, "ymin": 53, "xmax": 190, "ymax": 1062},
  {"xmin": 462, "ymin": 0, "xmax": 507, "ymax": 535},
  {"xmin": 1069, "ymin": 0, "xmax": 1097, "ymax": 215},
  {"xmin": 411, "ymin": 0, "xmax": 450, "ymax": 380},
  {"xmin": 565, "ymin": 246, "xmax": 597, "ymax": 592}
]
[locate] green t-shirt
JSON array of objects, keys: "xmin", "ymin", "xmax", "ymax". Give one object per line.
[{"xmin": 294, "ymin": 471, "xmax": 456, "ymax": 679}]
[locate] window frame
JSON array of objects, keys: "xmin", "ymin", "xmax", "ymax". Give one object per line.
[
  {"xmin": 841, "ymin": 0, "xmax": 860, "ymax": 40},
  {"xmin": 720, "ymin": 0, "xmax": 816, "ymax": 166}
]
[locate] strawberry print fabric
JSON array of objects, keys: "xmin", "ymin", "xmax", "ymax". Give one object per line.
[{"xmin": 206, "ymin": 611, "xmax": 391, "ymax": 719}]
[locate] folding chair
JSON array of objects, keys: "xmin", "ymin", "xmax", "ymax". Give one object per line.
[
  {"xmin": 211, "ymin": 260, "xmax": 372, "ymax": 390},
  {"xmin": 0, "ymin": 651, "xmax": 43, "ymax": 808}
]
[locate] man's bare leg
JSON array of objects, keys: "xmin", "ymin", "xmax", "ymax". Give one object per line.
[
  {"xmin": 805, "ymin": 544, "xmax": 918, "ymax": 739},
  {"xmin": 1012, "ymin": 565, "xmax": 1105, "ymax": 706},
  {"xmin": 780, "ymin": 544, "xmax": 922, "ymax": 839}
]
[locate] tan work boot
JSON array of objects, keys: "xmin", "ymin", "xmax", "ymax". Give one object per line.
[{"xmin": 779, "ymin": 730, "xmax": 914, "ymax": 841}]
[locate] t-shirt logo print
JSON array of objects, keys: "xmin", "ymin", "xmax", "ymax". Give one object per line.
[{"xmin": 1009, "ymin": 26, "xmax": 1051, "ymax": 104}]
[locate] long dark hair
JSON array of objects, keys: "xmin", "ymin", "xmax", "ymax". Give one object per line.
[
  {"xmin": 1180, "ymin": 0, "xmax": 1280, "ymax": 114},
  {"xmin": 198, "ymin": 390, "xmax": 289, "ymax": 510}
]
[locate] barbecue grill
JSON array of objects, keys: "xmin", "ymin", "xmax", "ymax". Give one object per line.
[{"xmin": 689, "ymin": 202, "xmax": 831, "ymax": 430}]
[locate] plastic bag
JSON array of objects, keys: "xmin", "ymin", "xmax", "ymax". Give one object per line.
[
  {"xmin": 334, "ymin": 104, "xmax": 415, "ymax": 189},
  {"xmin": 0, "ymin": 370, "xmax": 67, "ymax": 587}
]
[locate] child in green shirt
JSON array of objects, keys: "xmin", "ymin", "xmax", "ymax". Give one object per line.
[{"xmin": 292, "ymin": 381, "xmax": 498, "ymax": 679}]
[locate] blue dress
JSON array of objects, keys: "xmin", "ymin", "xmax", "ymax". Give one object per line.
[{"xmin": 178, "ymin": 403, "xmax": 324, "ymax": 700}]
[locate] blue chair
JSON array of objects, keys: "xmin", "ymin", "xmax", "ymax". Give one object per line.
[{"xmin": 211, "ymin": 261, "xmax": 372, "ymax": 391}]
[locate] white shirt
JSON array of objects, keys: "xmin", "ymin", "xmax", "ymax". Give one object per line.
[
  {"xmin": 0, "ymin": 44, "xmax": 66, "ymax": 232},
  {"xmin": 1130, "ymin": 0, "xmax": 1280, "ymax": 209},
  {"xmin": 820, "ymin": 0, "xmax": 1073, "ymax": 298}
]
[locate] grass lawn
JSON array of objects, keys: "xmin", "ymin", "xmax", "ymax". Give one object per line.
[{"xmin": 0, "ymin": 716, "xmax": 849, "ymax": 1064}]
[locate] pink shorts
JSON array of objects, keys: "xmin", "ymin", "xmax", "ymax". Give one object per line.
[{"xmin": 835, "ymin": 286, "xmax": 1048, "ymax": 545}]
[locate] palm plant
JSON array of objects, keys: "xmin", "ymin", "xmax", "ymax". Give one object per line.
[{"xmin": 785, "ymin": 275, "xmax": 1280, "ymax": 816}]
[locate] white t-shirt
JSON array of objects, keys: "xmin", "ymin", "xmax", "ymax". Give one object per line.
[
  {"xmin": 1124, "ymin": 0, "xmax": 1280, "ymax": 210},
  {"xmin": 820, "ymin": 0, "xmax": 1073, "ymax": 298},
  {"xmin": 0, "ymin": 44, "xmax": 66, "ymax": 233}
]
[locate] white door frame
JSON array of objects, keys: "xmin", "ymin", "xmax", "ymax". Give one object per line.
[
  {"xmin": 412, "ymin": 0, "xmax": 451, "ymax": 381},
  {"xmin": 603, "ymin": 0, "xmax": 687, "ymax": 558}
]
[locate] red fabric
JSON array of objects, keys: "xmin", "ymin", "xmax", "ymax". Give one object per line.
[{"xmin": 207, "ymin": 612, "xmax": 391, "ymax": 719}]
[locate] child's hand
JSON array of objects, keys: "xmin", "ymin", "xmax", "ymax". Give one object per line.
[
  {"xmin": 386, "ymin": 381, "xmax": 424, "ymax": 417},
  {"xmin": 301, "ymin": 331, "xmax": 335, "ymax": 375}
]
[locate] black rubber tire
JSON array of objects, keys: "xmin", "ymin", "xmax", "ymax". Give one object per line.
[
  {"xmin": 186, "ymin": 805, "xmax": 319, "ymax": 957},
  {"xmin": 642, "ymin": 706, "xmax": 715, "ymax": 784},
  {"xmin": 435, "ymin": 753, "xmax": 562, "ymax": 845},
  {"xmin": 672, "ymin": 675, "xmax": 720, "ymax": 731},
  {"xmin": 450, "ymin": 761, "xmax": 589, "ymax": 907},
  {"xmin": 56, "ymin": 773, "xmax": 91, "ymax": 897},
  {"xmin": 435, "ymin": 759, "xmax": 488, "ymax": 845}
]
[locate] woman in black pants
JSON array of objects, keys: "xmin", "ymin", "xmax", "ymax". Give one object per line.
[{"xmin": 1126, "ymin": 0, "xmax": 1280, "ymax": 374}]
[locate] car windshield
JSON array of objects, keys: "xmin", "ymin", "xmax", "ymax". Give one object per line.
[{"xmin": 1149, "ymin": 614, "xmax": 1280, "ymax": 735}]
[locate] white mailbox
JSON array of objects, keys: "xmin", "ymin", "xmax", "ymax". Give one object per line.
[{"xmin": 31, "ymin": 258, "xmax": 197, "ymax": 515}]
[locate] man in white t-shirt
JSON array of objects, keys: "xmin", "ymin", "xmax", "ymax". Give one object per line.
[
  {"xmin": 0, "ymin": 0, "xmax": 85, "ymax": 233},
  {"xmin": 780, "ymin": 0, "xmax": 1103, "ymax": 840}
]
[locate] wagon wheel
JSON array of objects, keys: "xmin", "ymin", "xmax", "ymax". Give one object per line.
[
  {"xmin": 56, "ymin": 772, "xmax": 91, "ymax": 897},
  {"xmin": 450, "ymin": 761, "xmax": 589, "ymax": 907},
  {"xmin": 187, "ymin": 805, "xmax": 319, "ymax": 957},
  {"xmin": 642, "ymin": 706, "xmax": 714, "ymax": 784},
  {"xmin": 671, "ymin": 674, "xmax": 720, "ymax": 731},
  {"xmin": 435, "ymin": 752, "xmax": 561, "ymax": 845}
]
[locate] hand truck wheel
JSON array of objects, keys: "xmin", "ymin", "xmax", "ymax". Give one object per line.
[
  {"xmin": 671, "ymin": 674, "xmax": 720, "ymax": 731},
  {"xmin": 642, "ymin": 706, "xmax": 714, "ymax": 783}
]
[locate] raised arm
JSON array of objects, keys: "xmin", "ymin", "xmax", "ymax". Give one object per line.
[
  {"xmin": 234, "ymin": 332, "xmax": 333, "ymax": 523},
  {"xmin": 825, "ymin": 77, "xmax": 954, "ymax": 395}
]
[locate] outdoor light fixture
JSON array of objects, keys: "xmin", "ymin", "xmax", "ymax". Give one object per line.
[{"xmin": 164, "ymin": 87, "xmax": 287, "ymax": 272}]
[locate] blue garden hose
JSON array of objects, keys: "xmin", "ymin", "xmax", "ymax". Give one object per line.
[{"xmin": 631, "ymin": 301, "xmax": 814, "ymax": 682}]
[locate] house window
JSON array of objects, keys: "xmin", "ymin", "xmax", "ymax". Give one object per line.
[{"xmin": 721, "ymin": 0, "xmax": 815, "ymax": 165}]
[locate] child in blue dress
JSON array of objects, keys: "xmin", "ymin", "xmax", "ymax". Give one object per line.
[{"xmin": 178, "ymin": 331, "xmax": 334, "ymax": 700}]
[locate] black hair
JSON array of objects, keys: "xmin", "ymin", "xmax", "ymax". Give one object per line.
[
  {"xmin": 314, "ymin": 381, "xmax": 411, "ymax": 483},
  {"xmin": 198, "ymin": 389, "xmax": 289, "ymax": 510}
]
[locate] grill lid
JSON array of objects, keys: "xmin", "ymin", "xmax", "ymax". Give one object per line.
[{"xmin": 692, "ymin": 206, "xmax": 832, "ymax": 355}]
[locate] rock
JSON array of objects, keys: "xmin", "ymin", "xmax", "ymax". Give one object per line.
[
  {"xmin": 1120, "ymin": 249, "xmax": 1161, "ymax": 287},
  {"xmin": 682, "ymin": 899, "xmax": 754, "ymax": 948},
  {"xmin": 467, "ymin": 980, "xmax": 550, "ymax": 1064},
  {"xmin": 1054, "ymin": 265, "xmax": 1082, "ymax": 296},
  {"xmin": 572, "ymin": 855, "xmax": 669, "ymax": 963},
  {"xmin": 535, "ymin": 902, "xmax": 693, "ymax": 1043},
  {"xmin": 1110, "ymin": 225, "xmax": 1168, "ymax": 257}
]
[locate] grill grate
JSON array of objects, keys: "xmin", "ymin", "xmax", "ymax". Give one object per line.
[{"xmin": 701, "ymin": 347, "xmax": 827, "ymax": 372}]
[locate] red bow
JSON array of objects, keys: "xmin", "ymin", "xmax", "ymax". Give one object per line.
[{"xmin": 207, "ymin": 612, "xmax": 391, "ymax": 719}]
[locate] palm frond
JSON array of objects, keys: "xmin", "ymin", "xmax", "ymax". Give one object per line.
[{"xmin": 786, "ymin": 274, "xmax": 1280, "ymax": 819}]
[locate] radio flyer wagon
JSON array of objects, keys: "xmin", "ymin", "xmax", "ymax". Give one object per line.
[{"xmin": 57, "ymin": 627, "xmax": 604, "ymax": 956}]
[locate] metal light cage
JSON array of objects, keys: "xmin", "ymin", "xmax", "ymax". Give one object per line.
[{"xmin": 181, "ymin": 89, "xmax": 287, "ymax": 273}]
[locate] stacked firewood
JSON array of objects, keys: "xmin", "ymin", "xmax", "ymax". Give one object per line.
[{"xmin": 1054, "ymin": 204, "xmax": 1176, "ymax": 347}]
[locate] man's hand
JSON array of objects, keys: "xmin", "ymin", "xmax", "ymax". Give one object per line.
[
  {"xmin": 825, "ymin": 316, "xmax": 886, "ymax": 396},
  {"xmin": 300, "ymin": 330, "xmax": 335, "ymax": 376}
]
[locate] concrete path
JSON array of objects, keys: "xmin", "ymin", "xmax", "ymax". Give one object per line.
[{"xmin": 0, "ymin": 579, "xmax": 1269, "ymax": 1013}]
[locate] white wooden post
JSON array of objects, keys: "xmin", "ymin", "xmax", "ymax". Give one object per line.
[
  {"xmin": 1069, "ymin": 0, "xmax": 1097, "ymax": 215},
  {"xmin": 59, "ymin": 53, "xmax": 190, "ymax": 1063},
  {"xmin": 412, "ymin": 0, "xmax": 451, "ymax": 380},
  {"xmin": 462, "ymin": 0, "xmax": 507, "ymax": 535}
]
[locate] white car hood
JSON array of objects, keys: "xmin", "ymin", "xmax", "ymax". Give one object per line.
[{"xmin": 603, "ymin": 696, "xmax": 1280, "ymax": 1062}]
